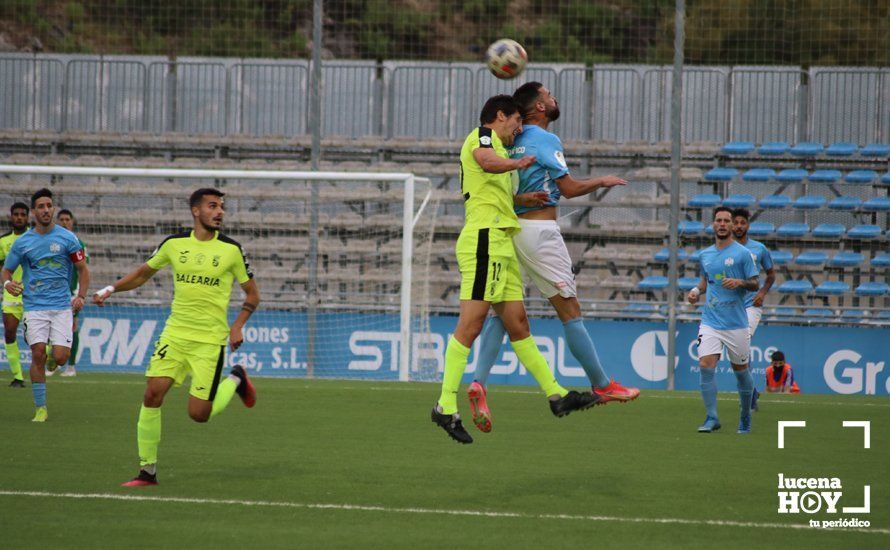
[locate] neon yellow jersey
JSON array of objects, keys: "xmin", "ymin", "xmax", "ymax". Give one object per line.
[
  {"xmin": 459, "ymin": 126, "xmax": 520, "ymax": 234},
  {"xmin": 0, "ymin": 231, "xmax": 24, "ymax": 304},
  {"xmin": 147, "ymin": 231, "xmax": 253, "ymax": 345}
]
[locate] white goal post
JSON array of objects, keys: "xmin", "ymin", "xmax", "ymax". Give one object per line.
[{"xmin": 0, "ymin": 164, "xmax": 433, "ymax": 382}]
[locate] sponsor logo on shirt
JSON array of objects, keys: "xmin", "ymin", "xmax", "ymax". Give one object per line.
[{"xmin": 175, "ymin": 273, "xmax": 221, "ymax": 287}]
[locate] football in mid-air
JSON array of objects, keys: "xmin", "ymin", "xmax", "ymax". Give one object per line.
[{"xmin": 485, "ymin": 39, "xmax": 527, "ymax": 80}]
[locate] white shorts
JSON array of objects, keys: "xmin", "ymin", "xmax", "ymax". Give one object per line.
[
  {"xmin": 697, "ymin": 325, "xmax": 750, "ymax": 365},
  {"xmin": 23, "ymin": 309, "xmax": 74, "ymax": 348},
  {"xmin": 513, "ymin": 218, "xmax": 576, "ymax": 299},
  {"xmin": 747, "ymin": 307, "xmax": 762, "ymax": 337}
]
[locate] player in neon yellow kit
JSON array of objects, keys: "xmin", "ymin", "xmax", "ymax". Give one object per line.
[
  {"xmin": 0, "ymin": 202, "xmax": 28, "ymax": 387},
  {"xmin": 94, "ymin": 188, "xmax": 261, "ymax": 485}
]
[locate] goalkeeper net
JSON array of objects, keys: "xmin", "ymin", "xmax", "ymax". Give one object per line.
[{"xmin": 0, "ymin": 164, "xmax": 439, "ymax": 382}]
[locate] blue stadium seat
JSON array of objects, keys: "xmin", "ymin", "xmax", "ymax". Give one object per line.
[
  {"xmin": 703, "ymin": 167, "xmax": 738, "ymax": 181},
  {"xmin": 828, "ymin": 252, "xmax": 863, "ymax": 268},
  {"xmin": 623, "ymin": 303, "xmax": 660, "ymax": 314},
  {"xmin": 678, "ymin": 277, "xmax": 700, "ymax": 291},
  {"xmin": 722, "ymin": 194, "xmax": 755, "ymax": 208},
  {"xmin": 770, "ymin": 250, "xmax": 793, "ymax": 265},
  {"xmin": 814, "ymin": 281, "xmax": 849, "ymax": 295},
  {"xmin": 688, "ymin": 193, "xmax": 722, "ymax": 208},
  {"xmin": 882, "ymin": 172, "xmax": 890, "ymax": 185},
  {"xmin": 826, "ymin": 142, "xmax": 858, "ymax": 156},
  {"xmin": 638, "ymin": 276, "xmax": 669, "ymax": 291},
  {"xmin": 759, "ymin": 194, "xmax": 790, "ymax": 209},
  {"xmin": 855, "ymin": 282, "xmax": 889, "ymax": 296},
  {"xmin": 758, "ymin": 142, "xmax": 789, "ymax": 155},
  {"xmin": 778, "ymin": 280, "xmax": 813, "ymax": 294},
  {"xmin": 742, "ymin": 168, "xmax": 775, "ymax": 182},
  {"xmin": 828, "ymin": 196, "xmax": 862, "ymax": 210},
  {"xmin": 747, "ymin": 221, "xmax": 775, "ymax": 236},
  {"xmin": 805, "ymin": 308, "xmax": 835, "ymax": 318},
  {"xmin": 793, "ymin": 195, "xmax": 826, "ymax": 209},
  {"xmin": 704, "ymin": 225, "xmax": 714, "ymax": 236},
  {"xmin": 860, "ymin": 143, "xmax": 890, "ymax": 157},
  {"xmin": 841, "ymin": 310, "xmax": 866, "ymax": 322},
  {"xmin": 871, "ymin": 253, "xmax": 890, "ymax": 268},
  {"xmin": 688, "ymin": 249, "xmax": 702, "ymax": 264},
  {"xmin": 721, "ymin": 141, "xmax": 754, "ymax": 155},
  {"xmin": 848, "ymin": 224, "xmax": 881, "ymax": 239},
  {"xmin": 863, "ymin": 197, "xmax": 890, "ymax": 212},
  {"xmin": 791, "ymin": 142, "xmax": 824, "ymax": 156},
  {"xmin": 844, "ymin": 170, "xmax": 878, "ymax": 184},
  {"xmin": 795, "ymin": 251, "xmax": 828, "ymax": 266},
  {"xmin": 808, "ymin": 169, "xmax": 841, "ymax": 183},
  {"xmin": 812, "ymin": 223, "xmax": 846, "ymax": 239},
  {"xmin": 678, "ymin": 220, "xmax": 704, "ymax": 235},
  {"xmin": 772, "ymin": 306, "xmax": 797, "ymax": 317},
  {"xmin": 776, "ymin": 169, "xmax": 808, "ymax": 183},
  {"xmin": 777, "ymin": 222, "xmax": 809, "ymax": 237},
  {"xmin": 877, "ymin": 310, "xmax": 890, "ymax": 320},
  {"xmin": 654, "ymin": 248, "xmax": 688, "ymax": 263}
]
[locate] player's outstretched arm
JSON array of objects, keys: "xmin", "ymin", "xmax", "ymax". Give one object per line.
[
  {"xmin": 71, "ymin": 258, "xmax": 90, "ymax": 313},
  {"xmin": 93, "ymin": 263, "xmax": 159, "ymax": 306},
  {"xmin": 472, "ymin": 147, "xmax": 535, "ymax": 174},
  {"xmin": 229, "ymin": 279, "xmax": 260, "ymax": 351},
  {"xmin": 555, "ymin": 174, "xmax": 627, "ymax": 199},
  {"xmin": 1, "ymin": 267, "xmax": 23, "ymax": 296}
]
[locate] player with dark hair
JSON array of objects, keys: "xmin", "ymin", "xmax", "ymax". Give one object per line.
[
  {"xmin": 0, "ymin": 202, "xmax": 29, "ymax": 387},
  {"xmin": 687, "ymin": 206, "xmax": 759, "ymax": 434},
  {"xmin": 730, "ymin": 207, "xmax": 775, "ymax": 411},
  {"xmin": 1, "ymin": 189, "xmax": 89, "ymax": 421},
  {"xmin": 94, "ymin": 187, "xmax": 260, "ymax": 485},
  {"xmin": 431, "ymin": 95, "xmax": 598, "ymax": 444},
  {"xmin": 467, "ymin": 81, "xmax": 638, "ymax": 433}
]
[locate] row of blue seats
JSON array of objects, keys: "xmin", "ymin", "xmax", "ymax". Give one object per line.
[
  {"xmin": 622, "ymin": 302, "xmax": 890, "ymax": 321},
  {"xmin": 704, "ymin": 167, "xmax": 890, "ymax": 184},
  {"xmin": 721, "ymin": 141, "xmax": 890, "ymax": 157},
  {"xmin": 689, "ymin": 193, "xmax": 890, "ymax": 211},
  {"xmin": 678, "ymin": 220, "xmax": 888, "ymax": 239},
  {"xmin": 654, "ymin": 249, "xmax": 890, "ymax": 269},
  {"xmin": 637, "ymin": 276, "xmax": 889, "ymax": 297}
]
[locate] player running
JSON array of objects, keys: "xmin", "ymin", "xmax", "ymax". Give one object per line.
[
  {"xmin": 93, "ymin": 188, "xmax": 260, "ymax": 485},
  {"xmin": 687, "ymin": 207, "xmax": 759, "ymax": 434},
  {"xmin": 0, "ymin": 202, "xmax": 30, "ymax": 388},
  {"xmin": 1, "ymin": 189, "xmax": 89, "ymax": 421},
  {"xmin": 467, "ymin": 82, "xmax": 639, "ymax": 433},
  {"xmin": 432, "ymin": 95, "xmax": 598, "ymax": 444}
]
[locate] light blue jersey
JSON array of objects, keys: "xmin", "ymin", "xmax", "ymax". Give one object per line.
[
  {"xmin": 741, "ymin": 238, "xmax": 773, "ymax": 308},
  {"xmin": 3, "ymin": 225, "xmax": 84, "ymax": 311},
  {"xmin": 508, "ymin": 125, "xmax": 569, "ymax": 214},
  {"xmin": 699, "ymin": 242, "xmax": 759, "ymax": 330}
]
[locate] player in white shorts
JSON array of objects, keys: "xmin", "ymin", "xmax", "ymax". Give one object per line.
[
  {"xmin": 687, "ymin": 207, "xmax": 759, "ymax": 434},
  {"xmin": 731, "ymin": 208, "xmax": 775, "ymax": 411},
  {"xmin": 1, "ymin": 188, "xmax": 88, "ymax": 422},
  {"xmin": 467, "ymin": 81, "xmax": 639, "ymax": 434}
]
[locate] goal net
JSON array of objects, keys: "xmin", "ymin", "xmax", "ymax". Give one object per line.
[{"xmin": 0, "ymin": 164, "xmax": 440, "ymax": 382}]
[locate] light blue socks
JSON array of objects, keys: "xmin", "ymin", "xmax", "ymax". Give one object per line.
[
  {"xmin": 473, "ymin": 317, "xmax": 506, "ymax": 386},
  {"xmin": 700, "ymin": 368, "xmax": 718, "ymax": 419},
  {"xmin": 563, "ymin": 318, "xmax": 610, "ymax": 388},
  {"xmin": 734, "ymin": 367, "xmax": 754, "ymax": 417},
  {"xmin": 32, "ymin": 382, "xmax": 46, "ymax": 407}
]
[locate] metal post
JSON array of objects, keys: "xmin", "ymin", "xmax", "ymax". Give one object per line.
[
  {"xmin": 306, "ymin": 0, "xmax": 324, "ymax": 377},
  {"xmin": 666, "ymin": 0, "xmax": 685, "ymax": 391},
  {"xmin": 399, "ymin": 174, "xmax": 415, "ymax": 381}
]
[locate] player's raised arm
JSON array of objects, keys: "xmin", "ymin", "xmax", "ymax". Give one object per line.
[
  {"xmin": 555, "ymin": 173, "xmax": 627, "ymax": 199},
  {"xmin": 473, "ymin": 146, "xmax": 535, "ymax": 173},
  {"xmin": 93, "ymin": 263, "xmax": 159, "ymax": 306}
]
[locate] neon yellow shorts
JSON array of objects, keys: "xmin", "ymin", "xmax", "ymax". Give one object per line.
[
  {"xmin": 147, "ymin": 334, "xmax": 226, "ymax": 401},
  {"xmin": 456, "ymin": 227, "xmax": 523, "ymax": 303},
  {"xmin": 2, "ymin": 301, "xmax": 23, "ymax": 320}
]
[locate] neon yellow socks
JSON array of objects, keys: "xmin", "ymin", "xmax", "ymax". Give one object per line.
[
  {"xmin": 438, "ymin": 336, "xmax": 470, "ymax": 414},
  {"xmin": 137, "ymin": 405, "xmax": 161, "ymax": 467},
  {"xmin": 210, "ymin": 377, "xmax": 238, "ymax": 418},
  {"xmin": 6, "ymin": 341, "xmax": 22, "ymax": 381},
  {"xmin": 511, "ymin": 335, "xmax": 568, "ymax": 398}
]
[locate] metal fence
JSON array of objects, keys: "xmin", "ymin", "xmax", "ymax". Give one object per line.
[{"xmin": 1, "ymin": 54, "xmax": 888, "ymax": 144}]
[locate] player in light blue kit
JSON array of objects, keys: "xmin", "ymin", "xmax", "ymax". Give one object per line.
[
  {"xmin": 731, "ymin": 208, "xmax": 775, "ymax": 411},
  {"xmin": 467, "ymin": 81, "xmax": 639, "ymax": 433},
  {"xmin": 1, "ymin": 189, "xmax": 89, "ymax": 422},
  {"xmin": 687, "ymin": 207, "xmax": 759, "ymax": 434}
]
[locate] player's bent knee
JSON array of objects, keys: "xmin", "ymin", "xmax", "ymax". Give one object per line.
[{"xmin": 189, "ymin": 411, "xmax": 211, "ymax": 423}]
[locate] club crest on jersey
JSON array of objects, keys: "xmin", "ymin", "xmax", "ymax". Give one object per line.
[
  {"xmin": 195, "ymin": 252, "xmax": 206, "ymax": 265},
  {"xmin": 724, "ymin": 257, "xmax": 734, "ymax": 267},
  {"xmin": 50, "ymin": 242, "xmax": 61, "ymax": 253},
  {"xmin": 178, "ymin": 250, "xmax": 189, "ymax": 263}
]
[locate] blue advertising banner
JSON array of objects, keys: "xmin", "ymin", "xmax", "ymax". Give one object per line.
[{"xmin": 1, "ymin": 306, "xmax": 887, "ymax": 396}]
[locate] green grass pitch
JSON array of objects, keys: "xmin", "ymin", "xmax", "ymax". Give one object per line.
[{"xmin": 1, "ymin": 374, "xmax": 887, "ymax": 548}]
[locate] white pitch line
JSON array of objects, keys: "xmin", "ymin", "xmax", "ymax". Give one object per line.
[{"xmin": 1, "ymin": 490, "xmax": 886, "ymax": 535}]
